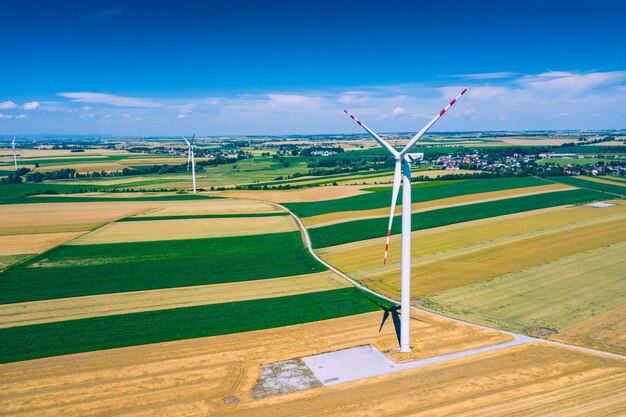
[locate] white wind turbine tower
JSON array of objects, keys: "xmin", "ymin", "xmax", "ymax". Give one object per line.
[
  {"xmin": 344, "ymin": 88, "xmax": 468, "ymax": 352},
  {"xmin": 182, "ymin": 134, "xmax": 197, "ymax": 193},
  {"xmin": 12, "ymin": 137, "xmax": 18, "ymax": 170}
]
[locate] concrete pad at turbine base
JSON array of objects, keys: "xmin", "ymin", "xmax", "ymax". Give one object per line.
[{"xmin": 303, "ymin": 345, "xmax": 402, "ymax": 386}]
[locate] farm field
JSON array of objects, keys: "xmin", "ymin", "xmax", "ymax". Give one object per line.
[
  {"xmin": 285, "ymin": 177, "xmax": 551, "ymax": 218},
  {"xmin": 69, "ymin": 214, "xmax": 297, "ymax": 244},
  {"xmin": 1, "ymin": 313, "xmax": 623, "ymax": 416},
  {"xmin": 0, "ymin": 287, "xmax": 389, "ymax": 363},
  {"xmin": 0, "ymin": 309, "xmax": 519, "ymax": 416},
  {"xmin": 323, "ymin": 209, "xmax": 626, "ymax": 299},
  {"xmin": 553, "ymin": 175, "xmax": 626, "ymax": 196},
  {"xmin": 319, "ymin": 200, "xmax": 626, "ymax": 287},
  {"xmin": 553, "ymin": 304, "xmax": 626, "ymax": 354},
  {"xmin": 308, "ymin": 188, "xmax": 607, "ymax": 248},
  {"xmin": 304, "ymin": 182, "xmax": 571, "ymax": 227},
  {"xmin": 0, "ymin": 271, "xmax": 349, "ymax": 328},
  {"xmin": 421, "ymin": 241, "xmax": 626, "ymax": 336},
  {"xmin": 0, "ymin": 231, "xmax": 326, "ymax": 303},
  {"xmin": 572, "ymin": 175, "xmax": 626, "ymax": 188}
]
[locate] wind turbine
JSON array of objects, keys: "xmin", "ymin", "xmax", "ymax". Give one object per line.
[
  {"xmin": 182, "ymin": 134, "xmax": 196, "ymax": 193},
  {"xmin": 344, "ymin": 88, "xmax": 468, "ymax": 352},
  {"xmin": 12, "ymin": 137, "xmax": 17, "ymax": 170}
]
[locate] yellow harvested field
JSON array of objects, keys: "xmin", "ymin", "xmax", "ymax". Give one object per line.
[
  {"xmin": 0, "ymin": 255, "xmax": 29, "ymax": 271},
  {"xmin": 0, "ymin": 198, "xmax": 283, "ymax": 235},
  {"xmin": 553, "ymin": 304, "xmax": 626, "ymax": 355},
  {"xmin": 2, "ymin": 311, "xmax": 624, "ymax": 416},
  {"xmin": 305, "ymin": 183, "xmax": 572, "ymax": 227},
  {"xmin": 499, "ymin": 137, "xmax": 579, "ymax": 146},
  {"xmin": 0, "ymin": 202, "xmax": 145, "ymax": 235},
  {"xmin": 70, "ymin": 215, "xmax": 297, "ymax": 244},
  {"xmin": 0, "ymin": 232, "xmax": 83, "ymax": 256},
  {"xmin": 223, "ymin": 344, "xmax": 626, "ymax": 417},
  {"xmin": 575, "ymin": 175, "xmax": 626, "ymax": 188},
  {"xmin": 371, "ymin": 219, "xmax": 626, "ymax": 298},
  {"xmin": 219, "ymin": 185, "xmax": 372, "ymax": 203},
  {"xmin": 135, "ymin": 197, "xmax": 283, "ymax": 216},
  {"xmin": 320, "ymin": 203, "xmax": 626, "ymax": 298},
  {"xmin": 0, "ymin": 309, "xmax": 516, "ymax": 417},
  {"xmin": 0, "ymin": 271, "xmax": 349, "ymax": 328}
]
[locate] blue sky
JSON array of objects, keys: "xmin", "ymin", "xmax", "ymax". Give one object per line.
[{"xmin": 2, "ymin": 0, "xmax": 626, "ymax": 135}]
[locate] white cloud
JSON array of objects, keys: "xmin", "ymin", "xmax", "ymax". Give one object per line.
[
  {"xmin": 0, "ymin": 113, "xmax": 13, "ymax": 119},
  {"xmin": 122, "ymin": 113, "xmax": 131, "ymax": 118},
  {"xmin": 392, "ymin": 107, "xmax": 406, "ymax": 116},
  {"xmin": 103, "ymin": 114, "xmax": 112, "ymax": 119},
  {"xmin": 23, "ymin": 101, "xmax": 40, "ymax": 110},
  {"xmin": 267, "ymin": 94, "xmax": 323, "ymax": 107},
  {"xmin": 0, "ymin": 100, "xmax": 17, "ymax": 110},
  {"xmin": 15, "ymin": 114, "xmax": 28, "ymax": 119},
  {"xmin": 58, "ymin": 92, "xmax": 162, "ymax": 108},
  {"xmin": 177, "ymin": 114, "xmax": 187, "ymax": 119},
  {"xmin": 82, "ymin": 106, "xmax": 93, "ymax": 111}
]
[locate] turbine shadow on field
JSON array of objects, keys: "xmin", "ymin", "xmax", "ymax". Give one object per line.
[{"xmin": 379, "ymin": 306, "xmax": 401, "ymax": 345}]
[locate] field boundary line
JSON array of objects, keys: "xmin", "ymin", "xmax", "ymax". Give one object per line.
[{"xmin": 277, "ymin": 202, "xmax": 626, "ymax": 362}]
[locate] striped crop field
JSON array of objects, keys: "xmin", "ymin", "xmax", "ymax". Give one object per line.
[
  {"xmin": 0, "ymin": 287, "xmax": 390, "ymax": 364},
  {"xmin": 308, "ymin": 188, "xmax": 607, "ymax": 248},
  {"xmin": 0, "ymin": 194, "xmax": 391, "ymax": 365},
  {"xmin": 284, "ymin": 177, "xmax": 550, "ymax": 218},
  {"xmin": 553, "ymin": 175, "xmax": 626, "ymax": 196},
  {"xmin": 303, "ymin": 182, "xmax": 572, "ymax": 227},
  {"xmin": 69, "ymin": 215, "xmax": 298, "ymax": 244},
  {"xmin": 420, "ymin": 241, "xmax": 626, "ymax": 338},
  {"xmin": 318, "ymin": 201, "xmax": 626, "ymax": 290},
  {"xmin": 0, "ymin": 231, "xmax": 326, "ymax": 304}
]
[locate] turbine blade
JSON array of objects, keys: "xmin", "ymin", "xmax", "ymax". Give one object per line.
[
  {"xmin": 400, "ymin": 88, "xmax": 468, "ymax": 156},
  {"xmin": 384, "ymin": 161, "xmax": 402, "ymax": 265},
  {"xmin": 344, "ymin": 109, "xmax": 399, "ymax": 157},
  {"xmin": 190, "ymin": 133, "xmax": 195, "ymax": 146}
]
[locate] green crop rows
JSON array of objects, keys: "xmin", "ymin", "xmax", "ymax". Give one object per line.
[
  {"xmin": 0, "ymin": 231, "xmax": 325, "ymax": 304},
  {"xmin": 284, "ymin": 177, "xmax": 549, "ymax": 218},
  {"xmin": 552, "ymin": 176, "xmax": 626, "ymax": 196},
  {"xmin": 0, "ymin": 288, "xmax": 391, "ymax": 364},
  {"xmin": 309, "ymin": 189, "xmax": 606, "ymax": 248}
]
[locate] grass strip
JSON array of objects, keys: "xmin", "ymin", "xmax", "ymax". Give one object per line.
[
  {"xmin": 0, "ymin": 232, "xmax": 326, "ymax": 304},
  {"xmin": 552, "ymin": 176, "xmax": 626, "ymax": 196},
  {"xmin": 284, "ymin": 177, "xmax": 549, "ymax": 217},
  {"xmin": 309, "ymin": 189, "xmax": 607, "ymax": 248},
  {"xmin": 118, "ymin": 212, "xmax": 289, "ymax": 221},
  {"xmin": 0, "ymin": 287, "xmax": 392, "ymax": 364}
]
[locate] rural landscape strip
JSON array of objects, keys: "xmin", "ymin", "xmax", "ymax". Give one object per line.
[
  {"xmin": 282, "ymin": 203, "xmax": 626, "ymax": 362},
  {"xmin": 303, "ymin": 183, "xmax": 572, "ymax": 227},
  {"xmin": 284, "ymin": 177, "xmax": 550, "ymax": 217},
  {"xmin": 421, "ymin": 241, "xmax": 626, "ymax": 340},
  {"xmin": 308, "ymin": 189, "xmax": 607, "ymax": 248},
  {"xmin": 0, "ymin": 271, "xmax": 349, "ymax": 328},
  {"xmin": 117, "ymin": 212, "xmax": 289, "ymax": 221},
  {"xmin": 0, "ymin": 231, "xmax": 326, "ymax": 303},
  {"xmin": 0, "ymin": 287, "xmax": 392, "ymax": 364},
  {"xmin": 553, "ymin": 176, "xmax": 626, "ymax": 196}
]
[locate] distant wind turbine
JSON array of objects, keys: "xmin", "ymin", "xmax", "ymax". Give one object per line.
[
  {"xmin": 344, "ymin": 88, "xmax": 468, "ymax": 352},
  {"xmin": 12, "ymin": 137, "xmax": 17, "ymax": 170},
  {"xmin": 182, "ymin": 134, "xmax": 197, "ymax": 193}
]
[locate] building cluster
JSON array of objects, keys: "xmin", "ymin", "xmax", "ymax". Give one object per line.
[{"xmin": 435, "ymin": 150, "xmax": 625, "ymax": 176}]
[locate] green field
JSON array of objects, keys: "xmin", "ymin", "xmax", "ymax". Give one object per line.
[
  {"xmin": 0, "ymin": 231, "xmax": 326, "ymax": 303},
  {"xmin": 419, "ymin": 242, "xmax": 626, "ymax": 335},
  {"xmin": 285, "ymin": 177, "xmax": 550, "ymax": 218},
  {"xmin": 0, "ymin": 287, "xmax": 391, "ymax": 364},
  {"xmin": 552, "ymin": 176, "xmax": 626, "ymax": 196},
  {"xmin": 308, "ymin": 189, "xmax": 606, "ymax": 248}
]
